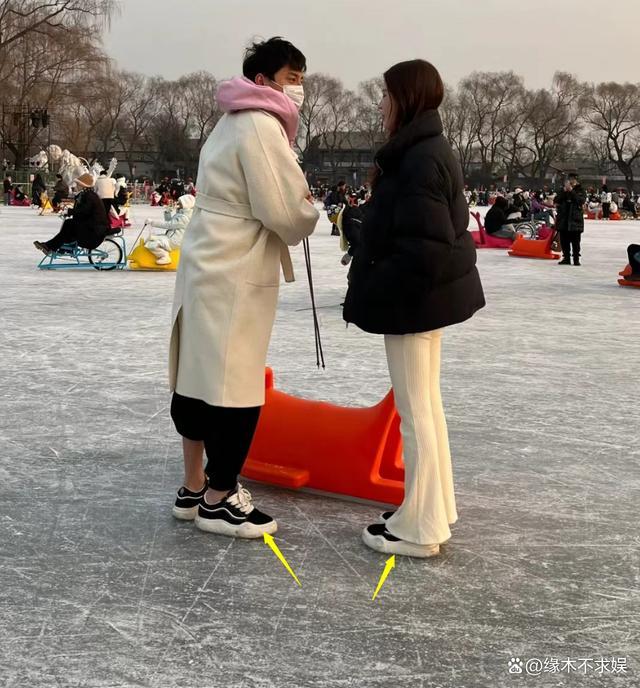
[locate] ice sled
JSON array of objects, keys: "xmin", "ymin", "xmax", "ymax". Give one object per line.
[
  {"xmin": 127, "ymin": 238, "xmax": 179, "ymax": 271},
  {"xmin": 38, "ymin": 232, "xmax": 127, "ymax": 271},
  {"xmin": 242, "ymin": 369, "xmax": 405, "ymax": 505},
  {"xmin": 509, "ymin": 226, "xmax": 560, "ymax": 260},
  {"xmin": 618, "ymin": 264, "xmax": 640, "ymax": 288},
  {"xmin": 469, "ymin": 212, "xmax": 513, "ymax": 249}
]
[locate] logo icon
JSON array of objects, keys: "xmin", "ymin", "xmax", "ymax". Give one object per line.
[{"xmin": 508, "ymin": 657, "xmax": 524, "ymax": 674}]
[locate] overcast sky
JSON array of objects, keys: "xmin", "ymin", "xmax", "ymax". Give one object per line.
[{"xmin": 104, "ymin": 0, "xmax": 640, "ymax": 90}]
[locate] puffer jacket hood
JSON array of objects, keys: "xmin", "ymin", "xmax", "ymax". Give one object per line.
[{"xmin": 178, "ymin": 194, "xmax": 195, "ymax": 210}]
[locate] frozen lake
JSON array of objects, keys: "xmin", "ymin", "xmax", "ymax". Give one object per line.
[{"xmin": 1, "ymin": 203, "xmax": 638, "ymax": 687}]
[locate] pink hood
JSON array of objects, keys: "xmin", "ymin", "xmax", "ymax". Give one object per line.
[{"xmin": 216, "ymin": 76, "xmax": 299, "ymax": 146}]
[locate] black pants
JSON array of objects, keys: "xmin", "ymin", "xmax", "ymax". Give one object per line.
[
  {"xmin": 45, "ymin": 218, "xmax": 103, "ymax": 251},
  {"xmin": 170, "ymin": 392, "xmax": 261, "ymax": 491},
  {"xmin": 559, "ymin": 231, "xmax": 581, "ymax": 260},
  {"xmin": 628, "ymin": 244, "xmax": 640, "ymax": 274},
  {"xmin": 602, "ymin": 202, "xmax": 611, "ymax": 219}
]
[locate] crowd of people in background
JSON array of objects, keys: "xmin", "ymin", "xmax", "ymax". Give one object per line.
[
  {"xmin": 4, "ymin": 168, "xmax": 640, "ymax": 281},
  {"xmin": 319, "ymin": 176, "xmax": 640, "ymax": 277}
]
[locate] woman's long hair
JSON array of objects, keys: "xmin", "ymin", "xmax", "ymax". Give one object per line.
[{"xmin": 370, "ymin": 59, "xmax": 444, "ymax": 187}]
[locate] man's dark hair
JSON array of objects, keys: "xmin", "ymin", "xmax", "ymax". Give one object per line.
[
  {"xmin": 337, "ymin": 180, "xmax": 346, "ymax": 187},
  {"xmin": 243, "ymin": 36, "xmax": 306, "ymax": 81}
]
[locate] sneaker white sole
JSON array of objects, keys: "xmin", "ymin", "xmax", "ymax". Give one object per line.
[
  {"xmin": 194, "ymin": 515, "xmax": 278, "ymax": 539},
  {"xmin": 362, "ymin": 528, "xmax": 440, "ymax": 558},
  {"xmin": 172, "ymin": 505, "xmax": 199, "ymax": 521},
  {"xmin": 377, "ymin": 514, "xmax": 450, "ymax": 545}
]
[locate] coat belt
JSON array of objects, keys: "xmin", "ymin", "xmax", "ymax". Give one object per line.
[{"xmin": 195, "ymin": 191, "xmax": 295, "ymax": 283}]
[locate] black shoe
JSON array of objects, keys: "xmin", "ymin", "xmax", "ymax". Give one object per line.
[
  {"xmin": 362, "ymin": 523, "xmax": 440, "ymax": 558},
  {"xmin": 34, "ymin": 241, "xmax": 51, "ymax": 255},
  {"xmin": 378, "ymin": 510, "xmax": 395, "ymax": 523},
  {"xmin": 558, "ymin": 258, "xmax": 571, "ymax": 265},
  {"xmin": 573, "ymin": 259, "xmax": 581, "ymax": 266},
  {"xmin": 195, "ymin": 484, "xmax": 277, "ymax": 539},
  {"xmin": 172, "ymin": 480, "xmax": 207, "ymax": 521}
]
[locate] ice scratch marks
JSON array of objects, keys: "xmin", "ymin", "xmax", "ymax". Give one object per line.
[
  {"xmin": 147, "ymin": 541, "xmax": 234, "ymax": 683},
  {"xmin": 292, "ymin": 502, "xmax": 366, "ymax": 583}
]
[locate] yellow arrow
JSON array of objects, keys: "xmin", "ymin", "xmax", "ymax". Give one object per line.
[
  {"xmin": 372, "ymin": 555, "xmax": 396, "ymax": 601},
  {"xmin": 263, "ymin": 533, "xmax": 302, "ymax": 587}
]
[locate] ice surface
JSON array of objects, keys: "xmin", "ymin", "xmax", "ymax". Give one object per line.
[{"xmin": 0, "ymin": 204, "xmax": 638, "ymax": 687}]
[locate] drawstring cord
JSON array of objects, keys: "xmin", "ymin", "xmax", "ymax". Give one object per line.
[{"xmin": 302, "ymin": 236, "xmax": 325, "ymax": 369}]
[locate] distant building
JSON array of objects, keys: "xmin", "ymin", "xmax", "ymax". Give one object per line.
[{"xmin": 303, "ymin": 132, "xmax": 386, "ymax": 187}]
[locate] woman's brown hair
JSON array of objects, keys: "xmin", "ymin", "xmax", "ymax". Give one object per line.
[
  {"xmin": 369, "ymin": 60, "xmax": 444, "ymax": 188},
  {"xmin": 384, "ymin": 59, "xmax": 444, "ymax": 135}
]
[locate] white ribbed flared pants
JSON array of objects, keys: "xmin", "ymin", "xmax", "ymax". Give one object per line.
[{"xmin": 384, "ymin": 330, "xmax": 458, "ymax": 545}]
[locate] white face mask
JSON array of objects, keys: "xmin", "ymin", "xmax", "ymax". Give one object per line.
[{"xmin": 283, "ymin": 84, "xmax": 305, "ymax": 109}]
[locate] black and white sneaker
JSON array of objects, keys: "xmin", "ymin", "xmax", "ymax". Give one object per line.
[
  {"xmin": 362, "ymin": 523, "xmax": 440, "ymax": 558},
  {"xmin": 172, "ymin": 481, "xmax": 207, "ymax": 521},
  {"xmin": 378, "ymin": 510, "xmax": 395, "ymax": 523},
  {"xmin": 195, "ymin": 484, "xmax": 277, "ymax": 539}
]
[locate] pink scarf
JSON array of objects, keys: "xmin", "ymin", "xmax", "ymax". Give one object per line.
[{"xmin": 216, "ymin": 76, "xmax": 299, "ymax": 146}]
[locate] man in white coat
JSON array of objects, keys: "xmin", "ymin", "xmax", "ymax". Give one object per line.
[{"xmin": 169, "ymin": 38, "xmax": 319, "ymax": 538}]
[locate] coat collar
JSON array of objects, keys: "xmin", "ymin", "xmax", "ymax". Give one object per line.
[{"xmin": 376, "ymin": 109, "xmax": 443, "ymax": 172}]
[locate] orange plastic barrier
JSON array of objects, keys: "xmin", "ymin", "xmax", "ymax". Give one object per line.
[
  {"xmin": 242, "ymin": 369, "xmax": 405, "ymax": 505},
  {"xmin": 509, "ymin": 229, "xmax": 560, "ymax": 260},
  {"xmin": 618, "ymin": 264, "xmax": 640, "ymax": 288}
]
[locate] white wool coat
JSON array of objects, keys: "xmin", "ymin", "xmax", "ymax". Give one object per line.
[{"xmin": 169, "ymin": 110, "xmax": 319, "ymax": 407}]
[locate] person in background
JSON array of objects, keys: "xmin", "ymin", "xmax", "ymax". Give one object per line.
[
  {"xmin": 3, "ymin": 174, "xmax": 12, "ymax": 206},
  {"xmin": 531, "ymin": 192, "xmax": 553, "ymax": 225},
  {"xmin": 33, "ymin": 173, "xmax": 108, "ymax": 254},
  {"xmin": 144, "ymin": 194, "xmax": 195, "ymax": 265},
  {"xmin": 31, "ymin": 173, "xmax": 46, "ymax": 207},
  {"xmin": 600, "ymin": 184, "xmax": 612, "ymax": 220},
  {"xmin": 621, "ymin": 192, "xmax": 638, "ymax": 219},
  {"xmin": 325, "ymin": 180, "xmax": 347, "ymax": 208},
  {"xmin": 343, "ymin": 59, "xmax": 485, "ymax": 558},
  {"xmin": 95, "ymin": 170, "xmax": 116, "ymax": 215},
  {"xmin": 555, "ymin": 173, "xmax": 586, "ymax": 265},
  {"xmin": 484, "ymin": 196, "xmax": 523, "ymax": 239},
  {"xmin": 184, "ymin": 177, "xmax": 196, "ymax": 195},
  {"xmin": 51, "ymin": 174, "xmax": 69, "ymax": 211},
  {"xmin": 339, "ymin": 192, "xmax": 364, "ymax": 269},
  {"xmin": 13, "ymin": 185, "xmax": 26, "ymax": 203}
]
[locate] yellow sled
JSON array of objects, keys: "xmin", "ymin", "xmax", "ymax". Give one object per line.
[{"xmin": 128, "ymin": 239, "xmax": 180, "ymax": 271}]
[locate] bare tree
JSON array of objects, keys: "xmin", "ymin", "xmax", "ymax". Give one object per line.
[
  {"xmin": 440, "ymin": 88, "xmax": 478, "ymax": 178},
  {"xmin": 355, "ymin": 77, "xmax": 384, "ymax": 150},
  {"xmin": 298, "ymin": 73, "xmax": 340, "ymax": 164},
  {"xmin": 520, "ymin": 73, "xmax": 583, "ymax": 184},
  {"xmin": 459, "ymin": 71, "xmax": 526, "ymax": 182},
  {"xmin": 179, "ymin": 71, "xmax": 221, "ymax": 149},
  {"xmin": 114, "ymin": 73, "xmax": 158, "ymax": 177},
  {"xmin": 580, "ymin": 81, "xmax": 640, "ymax": 189},
  {"xmin": 318, "ymin": 81, "xmax": 358, "ymax": 181},
  {"xmin": 0, "ymin": 0, "xmax": 117, "ymax": 51}
]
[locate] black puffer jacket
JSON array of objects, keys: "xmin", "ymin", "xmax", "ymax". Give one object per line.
[
  {"xmin": 66, "ymin": 189, "xmax": 109, "ymax": 249},
  {"xmin": 343, "ymin": 110, "xmax": 485, "ymax": 335}
]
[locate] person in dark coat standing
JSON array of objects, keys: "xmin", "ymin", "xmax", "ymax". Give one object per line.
[
  {"xmin": 34, "ymin": 173, "xmax": 109, "ymax": 254},
  {"xmin": 555, "ymin": 173, "xmax": 586, "ymax": 265},
  {"xmin": 31, "ymin": 173, "xmax": 46, "ymax": 207},
  {"xmin": 343, "ymin": 59, "xmax": 485, "ymax": 558},
  {"xmin": 51, "ymin": 174, "xmax": 69, "ymax": 211}
]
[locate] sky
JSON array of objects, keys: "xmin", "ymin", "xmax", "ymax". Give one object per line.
[{"xmin": 104, "ymin": 0, "xmax": 640, "ymax": 90}]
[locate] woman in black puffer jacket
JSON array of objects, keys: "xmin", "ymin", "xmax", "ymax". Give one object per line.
[{"xmin": 343, "ymin": 59, "xmax": 485, "ymax": 558}]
